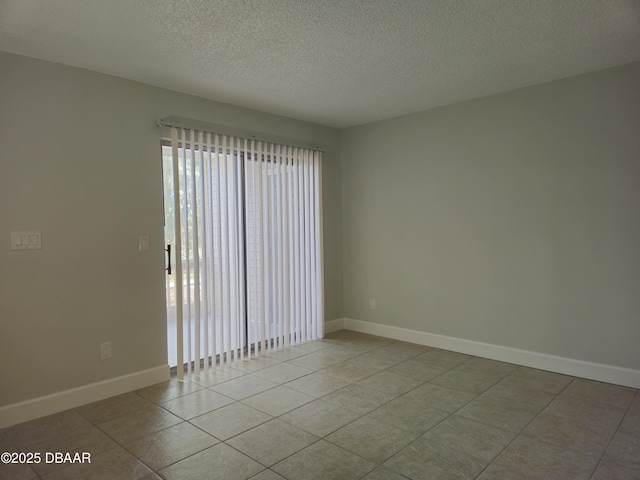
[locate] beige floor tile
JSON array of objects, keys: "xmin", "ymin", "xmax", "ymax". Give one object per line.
[
  {"xmin": 0, "ymin": 462, "xmax": 38, "ymax": 480},
  {"xmin": 123, "ymin": 421, "xmax": 218, "ymax": 471},
  {"xmin": 249, "ymin": 470, "xmax": 287, "ymax": 480},
  {"xmin": 490, "ymin": 436, "xmax": 599, "ymax": 480},
  {"xmin": 227, "ymin": 419, "xmax": 319, "ymax": 466},
  {"xmin": 402, "ymin": 383, "xmax": 477, "ymax": 412},
  {"xmin": 457, "ymin": 357, "xmax": 517, "ymax": 376},
  {"xmin": 619, "ymin": 394, "xmax": 640, "ymax": 436},
  {"xmin": 7, "ymin": 330, "xmax": 638, "ymax": 480},
  {"xmin": 477, "ymin": 463, "xmax": 541, "ymax": 480},
  {"xmin": 0, "ymin": 431, "xmax": 37, "ymax": 480},
  {"xmin": 324, "ymin": 330, "xmax": 361, "ymax": 341},
  {"xmin": 279, "ymin": 354, "xmax": 334, "ymax": 372},
  {"xmin": 159, "ymin": 443, "xmax": 263, "ymax": 480},
  {"xmin": 429, "ymin": 367, "xmax": 504, "ymax": 394},
  {"xmin": 497, "ymin": 367, "xmax": 573, "ymax": 394},
  {"xmin": 600, "ymin": 431, "xmax": 640, "ymax": 471},
  {"xmin": 627, "ymin": 391, "xmax": 640, "ymax": 409},
  {"xmin": 522, "ymin": 410, "xmax": 617, "ymax": 456},
  {"xmin": 97, "ymin": 405, "xmax": 182, "ymax": 444},
  {"xmin": 229, "ymin": 356, "xmax": 283, "ymax": 374},
  {"xmin": 563, "ymin": 379, "xmax": 636, "ymax": 410},
  {"xmin": 293, "ymin": 340, "xmax": 337, "ymax": 352},
  {"xmin": 361, "ymin": 466, "xmax": 410, "ymax": 480},
  {"xmin": 356, "ymin": 371, "xmax": 424, "ymax": 397},
  {"xmin": 544, "ymin": 393, "xmax": 628, "ymax": 430},
  {"xmin": 365, "ymin": 395, "xmax": 448, "ymax": 434},
  {"xmin": 423, "ymin": 415, "xmax": 516, "ymax": 462},
  {"xmin": 384, "ymin": 435, "xmax": 488, "ymax": 480},
  {"xmin": 284, "ymin": 371, "xmax": 351, "ymax": 397},
  {"xmin": 348, "ymin": 350, "xmax": 405, "ymax": 371},
  {"xmin": 252, "ymin": 363, "xmax": 313, "ymax": 384},
  {"xmin": 41, "ymin": 446, "xmax": 151, "ymax": 480},
  {"xmin": 76, "ymin": 392, "xmax": 153, "ymax": 424},
  {"xmin": 160, "ymin": 389, "xmax": 233, "ymax": 419},
  {"xmin": 279, "ymin": 398, "xmax": 361, "ymax": 437},
  {"xmin": 241, "ymin": 386, "xmax": 315, "ymax": 416},
  {"xmin": 372, "ymin": 341, "xmax": 430, "ymax": 359},
  {"xmin": 210, "ymin": 374, "xmax": 277, "ymax": 400},
  {"xmin": 591, "ymin": 461, "xmax": 640, "ymax": 480},
  {"xmin": 326, "ymin": 416, "xmax": 419, "ymax": 463},
  {"xmin": 320, "ymin": 339, "xmax": 352, "ymax": 352},
  {"xmin": 6, "ymin": 410, "xmax": 92, "ymax": 448},
  {"xmin": 322, "ymin": 383, "xmax": 396, "ymax": 415},
  {"xmin": 456, "ymin": 394, "xmax": 540, "ymax": 433},
  {"xmin": 413, "ymin": 349, "xmax": 471, "ymax": 368},
  {"xmin": 260, "ymin": 350, "xmax": 306, "ymax": 363},
  {"xmin": 334, "ymin": 341, "xmax": 385, "ymax": 356},
  {"xmin": 338, "ymin": 334, "xmax": 391, "ymax": 350},
  {"xmin": 272, "ymin": 440, "xmax": 376, "ymax": 480},
  {"xmin": 287, "ymin": 348, "xmax": 355, "ymax": 370},
  {"xmin": 140, "ymin": 474, "xmax": 163, "ymax": 480},
  {"xmin": 321, "ymin": 359, "xmax": 382, "ymax": 382},
  {"xmin": 136, "ymin": 379, "xmax": 204, "ymax": 404},
  {"xmin": 478, "ymin": 383, "xmax": 557, "ymax": 413},
  {"xmin": 325, "ymin": 332, "xmax": 363, "ymax": 343},
  {"xmin": 190, "ymin": 402, "xmax": 272, "ymax": 440},
  {"xmin": 386, "ymin": 360, "xmax": 449, "ymax": 382},
  {"xmin": 187, "ymin": 366, "xmax": 247, "ymax": 386},
  {"xmin": 0, "ymin": 430, "xmax": 12, "ymax": 451},
  {"xmin": 29, "ymin": 423, "xmax": 117, "ymax": 476}
]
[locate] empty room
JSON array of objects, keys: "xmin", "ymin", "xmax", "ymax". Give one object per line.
[{"xmin": 1, "ymin": 1, "xmax": 639, "ymax": 479}]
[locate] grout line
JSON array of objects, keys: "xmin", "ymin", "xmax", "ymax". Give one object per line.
[{"xmin": 587, "ymin": 388, "xmax": 639, "ymax": 479}]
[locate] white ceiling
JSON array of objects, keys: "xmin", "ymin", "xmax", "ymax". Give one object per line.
[{"xmin": 1, "ymin": 1, "xmax": 639, "ymax": 128}]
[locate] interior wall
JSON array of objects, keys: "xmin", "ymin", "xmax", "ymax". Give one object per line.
[
  {"xmin": 341, "ymin": 62, "xmax": 640, "ymax": 370},
  {"xmin": 0, "ymin": 51, "xmax": 341, "ymax": 407}
]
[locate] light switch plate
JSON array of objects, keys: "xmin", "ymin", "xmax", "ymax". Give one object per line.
[
  {"xmin": 11, "ymin": 231, "xmax": 42, "ymax": 250},
  {"xmin": 139, "ymin": 234, "xmax": 150, "ymax": 252}
]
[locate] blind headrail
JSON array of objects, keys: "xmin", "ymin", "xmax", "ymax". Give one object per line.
[{"xmin": 156, "ymin": 118, "xmax": 325, "ymax": 153}]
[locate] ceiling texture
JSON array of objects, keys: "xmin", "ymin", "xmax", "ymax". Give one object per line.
[{"xmin": 1, "ymin": 0, "xmax": 639, "ymax": 128}]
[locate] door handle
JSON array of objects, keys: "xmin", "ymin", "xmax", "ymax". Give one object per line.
[{"xmin": 165, "ymin": 244, "xmax": 172, "ymax": 275}]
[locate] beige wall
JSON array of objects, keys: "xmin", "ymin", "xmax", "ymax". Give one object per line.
[
  {"xmin": 341, "ymin": 62, "xmax": 640, "ymax": 370},
  {"xmin": 0, "ymin": 52, "xmax": 341, "ymax": 407}
]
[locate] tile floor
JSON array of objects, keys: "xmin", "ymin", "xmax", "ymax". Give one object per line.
[{"xmin": 2, "ymin": 330, "xmax": 639, "ymax": 480}]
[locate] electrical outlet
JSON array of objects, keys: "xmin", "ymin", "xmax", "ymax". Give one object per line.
[
  {"xmin": 100, "ymin": 342, "xmax": 112, "ymax": 360},
  {"xmin": 369, "ymin": 298, "xmax": 376, "ymax": 310}
]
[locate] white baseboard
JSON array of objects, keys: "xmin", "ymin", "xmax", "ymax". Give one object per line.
[
  {"xmin": 342, "ymin": 318, "xmax": 640, "ymax": 389},
  {"xmin": 324, "ymin": 318, "xmax": 345, "ymax": 334},
  {"xmin": 0, "ymin": 365, "xmax": 170, "ymax": 429}
]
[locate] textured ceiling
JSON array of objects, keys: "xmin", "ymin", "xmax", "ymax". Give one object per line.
[{"xmin": 1, "ymin": 0, "xmax": 639, "ymax": 128}]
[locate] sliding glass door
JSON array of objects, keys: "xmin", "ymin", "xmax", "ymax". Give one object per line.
[{"xmin": 162, "ymin": 128, "xmax": 323, "ymax": 378}]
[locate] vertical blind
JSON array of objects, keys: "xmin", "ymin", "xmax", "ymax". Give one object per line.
[{"xmin": 164, "ymin": 127, "xmax": 324, "ymax": 378}]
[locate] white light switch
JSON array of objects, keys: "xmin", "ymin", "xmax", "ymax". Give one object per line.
[
  {"xmin": 11, "ymin": 231, "xmax": 41, "ymax": 250},
  {"xmin": 139, "ymin": 234, "xmax": 150, "ymax": 252}
]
